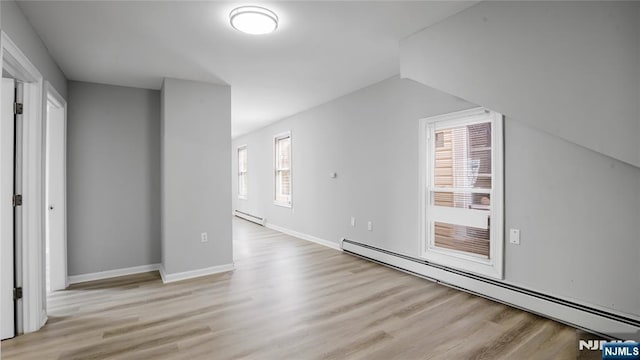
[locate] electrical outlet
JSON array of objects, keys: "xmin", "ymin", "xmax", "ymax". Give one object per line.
[
  {"xmin": 350, "ymin": 217, "xmax": 356, "ymax": 227},
  {"xmin": 367, "ymin": 221, "xmax": 373, "ymax": 231},
  {"xmin": 509, "ymin": 229, "xmax": 520, "ymax": 245},
  {"xmin": 201, "ymin": 232, "xmax": 208, "ymax": 243}
]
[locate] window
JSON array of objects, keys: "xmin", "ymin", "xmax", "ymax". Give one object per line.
[
  {"xmin": 238, "ymin": 145, "xmax": 248, "ymax": 199},
  {"xmin": 419, "ymin": 108, "xmax": 504, "ymax": 279},
  {"xmin": 274, "ymin": 132, "xmax": 292, "ymax": 207}
]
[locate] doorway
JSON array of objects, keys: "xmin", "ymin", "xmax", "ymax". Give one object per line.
[
  {"xmin": 1, "ymin": 31, "xmax": 47, "ymax": 337},
  {"xmin": 45, "ymin": 84, "xmax": 67, "ymax": 294}
]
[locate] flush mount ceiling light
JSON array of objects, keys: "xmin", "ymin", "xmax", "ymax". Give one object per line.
[{"xmin": 230, "ymin": 6, "xmax": 279, "ymax": 35}]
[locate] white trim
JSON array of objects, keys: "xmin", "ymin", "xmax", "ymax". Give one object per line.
[
  {"xmin": 273, "ymin": 130, "xmax": 292, "ymax": 207},
  {"xmin": 422, "ymin": 107, "xmax": 490, "ymax": 126},
  {"xmin": 419, "ymin": 107, "xmax": 504, "ymax": 279},
  {"xmin": 67, "ymin": 264, "xmax": 161, "ymax": 285},
  {"xmin": 22, "ymin": 77, "xmax": 44, "ymax": 334},
  {"xmin": 2, "ymin": 31, "xmax": 46, "ymax": 334},
  {"xmin": 45, "ymin": 83, "xmax": 64, "ymax": 109},
  {"xmin": 159, "ymin": 263, "xmax": 234, "ymax": 284},
  {"xmin": 237, "ymin": 144, "xmax": 248, "ymax": 199},
  {"xmin": 1, "ymin": 78, "xmax": 16, "ymax": 340},
  {"xmin": 39, "ymin": 313, "xmax": 47, "ymax": 329},
  {"xmin": 44, "ymin": 81, "xmax": 68, "ymax": 292},
  {"xmin": 342, "ymin": 241, "xmax": 640, "ymax": 341},
  {"xmin": 273, "ymin": 201, "xmax": 292, "ymax": 208},
  {"xmin": 1, "ymin": 33, "xmax": 40, "ymax": 83},
  {"xmin": 265, "ymin": 222, "xmax": 342, "ymax": 251}
]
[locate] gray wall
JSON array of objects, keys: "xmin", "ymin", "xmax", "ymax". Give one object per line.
[
  {"xmin": 232, "ymin": 76, "xmax": 640, "ymax": 320},
  {"xmin": 399, "ymin": 0, "xmax": 640, "ymax": 317},
  {"xmin": 400, "ymin": 1, "xmax": 640, "ymax": 168},
  {"xmin": 67, "ymin": 81, "xmax": 160, "ymax": 275},
  {"xmin": 504, "ymin": 120, "xmax": 640, "ymax": 318},
  {"xmin": 161, "ymin": 78, "xmax": 232, "ymax": 275},
  {"xmin": 2, "ymin": 0, "xmax": 67, "ymax": 98},
  {"xmin": 232, "ymin": 77, "xmax": 472, "ymax": 255}
]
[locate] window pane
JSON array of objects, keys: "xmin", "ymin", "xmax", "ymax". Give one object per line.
[
  {"xmin": 274, "ymin": 134, "xmax": 291, "ymax": 204},
  {"xmin": 434, "ymin": 122, "xmax": 491, "ymax": 189},
  {"xmin": 278, "ymin": 170, "xmax": 290, "ymax": 195},
  {"xmin": 433, "ymin": 192, "xmax": 491, "ymax": 211},
  {"xmin": 282, "ymin": 170, "xmax": 290, "ymax": 196},
  {"xmin": 433, "ymin": 221, "xmax": 489, "ymax": 258},
  {"xmin": 277, "ymin": 137, "xmax": 290, "ymax": 170},
  {"xmin": 238, "ymin": 148, "xmax": 247, "ymax": 172},
  {"xmin": 238, "ymin": 147, "xmax": 247, "ymax": 197},
  {"xmin": 239, "ymin": 173, "xmax": 247, "ymax": 196},
  {"xmin": 275, "ymin": 170, "xmax": 290, "ymax": 203}
]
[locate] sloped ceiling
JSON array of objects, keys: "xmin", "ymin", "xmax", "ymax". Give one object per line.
[
  {"xmin": 17, "ymin": 1, "xmax": 477, "ymax": 136},
  {"xmin": 400, "ymin": 1, "xmax": 640, "ymax": 168}
]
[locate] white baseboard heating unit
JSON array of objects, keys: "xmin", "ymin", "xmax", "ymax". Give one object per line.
[
  {"xmin": 341, "ymin": 238, "xmax": 640, "ymax": 341},
  {"xmin": 234, "ymin": 210, "xmax": 265, "ymax": 226}
]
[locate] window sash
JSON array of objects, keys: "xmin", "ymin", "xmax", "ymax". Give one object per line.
[
  {"xmin": 426, "ymin": 119, "xmax": 493, "ymax": 258},
  {"xmin": 238, "ymin": 146, "xmax": 247, "ymax": 198},
  {"xmin": 419, "ymin": 108, "xmax": 503, "ymax": 279},
  {"xmin": 274, "ymin": 133, "xmax": 291, "ymax": 206}
]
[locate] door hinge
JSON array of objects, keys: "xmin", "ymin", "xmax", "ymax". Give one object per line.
[
  {"xmin": 14, "ymin": 102, "xmax": 23, "ymax": 115},
  {"xmin": 13, "ymin": 287, "xmax": 23, "ymax": 300},
  {"xmin": 13, "ymin": 194, "xmax": 22, "ymax": 207}
]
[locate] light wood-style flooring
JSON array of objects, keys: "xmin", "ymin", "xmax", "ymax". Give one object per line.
[{"xmin": 2, "ymin": 218, "xmax": 598, "ymax": 359}]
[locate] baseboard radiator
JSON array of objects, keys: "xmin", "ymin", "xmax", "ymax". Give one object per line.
[
  {"xmin": 341, "ymin": 239, "xmax": 640, "ymax": 341},
  {"xmin": 234, "ymin": 210, "xmax": 265, "ymax": 226}
]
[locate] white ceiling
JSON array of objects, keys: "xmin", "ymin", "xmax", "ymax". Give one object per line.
[{"xmin": 18, "ymin": 1, "xmax": 476, "ymax": 137}]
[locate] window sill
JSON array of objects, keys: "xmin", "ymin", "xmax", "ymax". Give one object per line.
[
  {"xmin": 273, "ymin": 201, "xmax": 292, "ymax": 208},
  {"xmin": 420, "ymin": 249, "xmax": 502, "ymax": 280},
  {"xmin": 238, "ymin": 195, "xmax": 247, "ymax": 200}
]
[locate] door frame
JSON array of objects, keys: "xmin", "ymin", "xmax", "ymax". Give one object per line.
[
  {"xmin": 1, "ymin": 78, "xmax": 16, "ymax": 340},
  {"xmin": 1, "ymin": 31, "xmax": 47, "ymax": 333},
  {"xmin": 44, "ymin": 81, "xmax": 68, "ymax": 292}
]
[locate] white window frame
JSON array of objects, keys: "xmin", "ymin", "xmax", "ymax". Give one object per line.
[
  {"xmin": 419, "ymin": 107, "xmax": 504, "ymax": 279},
  {"xmin": 237, "ymin": 145, "xmax": 247, "ymax": 200},
  {"xmin": 273, "ymin": 131, "xmax": 292, "ymax": 208}
]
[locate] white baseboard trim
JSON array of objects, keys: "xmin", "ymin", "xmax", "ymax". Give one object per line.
[
  {"xmin": 342, "ymin": 240, "xmax": 640, "ymax": 341},
  {"xmin": 159, "ymin": 263, "xmax": 235, "ymax": 284},
  {"xmin": 265, "ymin": 223, "xmax": 342, "ymax": 251},
  {"xmin": 67, "ymin": 263, "xmax": 161, "ymax": 285}
]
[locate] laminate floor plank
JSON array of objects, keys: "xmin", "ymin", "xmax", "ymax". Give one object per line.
[{"xmin": 1, "ymin": 218, "xmax": 595, "ymax": 359}]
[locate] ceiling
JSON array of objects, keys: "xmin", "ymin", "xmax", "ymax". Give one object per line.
[{"xmin": 18, "ymin": 1, "xmax": 477, "ymax": 137}]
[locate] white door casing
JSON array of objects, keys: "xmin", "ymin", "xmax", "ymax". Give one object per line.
[
  {"xmin": 45, "ymin": 84, "xmax": 67, "ymax": 292},
  {"xmin": 2, "ymin": 31, "xmax": 47, "ymax": 334},
  {"xmin": 1, "ymin": 78, "xmax": 16, "ymax": 340}
]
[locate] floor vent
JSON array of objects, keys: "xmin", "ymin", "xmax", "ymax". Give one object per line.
[{"xmin": 234, "ymin": 210, "xmax": 265, "ymax": 226}]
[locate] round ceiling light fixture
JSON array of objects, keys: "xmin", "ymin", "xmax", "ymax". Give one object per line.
[{"xmin": 229, "ymin": 6, "xmax": 279, "ymax": 35}]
